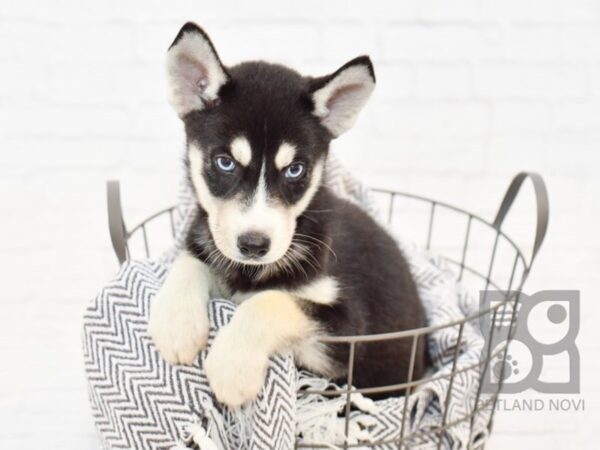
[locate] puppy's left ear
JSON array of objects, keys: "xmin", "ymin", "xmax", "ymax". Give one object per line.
[
  {"xmin": 309, "ymin": 56, "xmax": 375, "ymax": 137},
  {"xmin": 166, "ymin": 22, "xmax": 229, "ymax": 118}
]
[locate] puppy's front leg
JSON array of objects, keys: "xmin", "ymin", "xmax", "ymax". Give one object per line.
[
  {"xmin": 149, "ymin": 252, "xmax": 212, "ymax": 365},
  {"xmin": 205, "ymin": 290, "xmax": 311, "ymax": 407}
]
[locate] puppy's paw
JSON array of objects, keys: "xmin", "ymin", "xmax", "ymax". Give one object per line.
[
  {"xmin": 204, "ymin": 324, "xmax": 269, "ymax": 407},
  {"xmin": 148, "ymin": 284, "xmax": 209, "ymax": 366}
]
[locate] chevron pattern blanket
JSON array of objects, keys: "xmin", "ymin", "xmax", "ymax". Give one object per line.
[{"xmin": 83, "ymin": 159, "xmax": 491, "ymax": 449}]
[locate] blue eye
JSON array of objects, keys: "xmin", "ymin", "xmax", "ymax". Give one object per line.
[
  {"xmin": 215, "ymin": 156, "xmax": 236, "ymax": 173},
  {"xmin": 284, "ymin": 162, "xmax": 305, "ymax": 180}
]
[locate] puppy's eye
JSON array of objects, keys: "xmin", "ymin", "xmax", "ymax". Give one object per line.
[
  {"xmin": 284, "ymin": 162, "xmax": 305, "ymax": 180},
  {"xmin": 215, "ymin": 156, "xmax": 236, "ymax": 173}
]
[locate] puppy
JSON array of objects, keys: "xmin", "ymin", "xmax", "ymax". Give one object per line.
[{"xmin": 149, "ymin": 23, "xmax": 427, "ymax": 407}]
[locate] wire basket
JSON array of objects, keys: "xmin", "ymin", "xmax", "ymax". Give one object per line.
[{"xmin": 106, "ymin": 172, "xmax": 548, "ymax": 449}]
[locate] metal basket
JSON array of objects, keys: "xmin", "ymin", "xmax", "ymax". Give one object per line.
[{"xmin": 106, "ymin": 172, "xmax": 549, "ymax": 449}]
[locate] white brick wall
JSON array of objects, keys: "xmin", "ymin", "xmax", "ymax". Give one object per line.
[{"xmin": 1, "ymin": 1, "xmax": 598, "ymax": 448}]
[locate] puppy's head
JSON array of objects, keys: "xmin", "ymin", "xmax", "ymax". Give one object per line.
[{"xmin": 167, "ymin": 22, "xmax": 375, "ymax": 265}]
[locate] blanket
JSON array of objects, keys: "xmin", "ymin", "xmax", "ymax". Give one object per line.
[{"xmin": 82, "ymin": 158, "xmax": 491, "ymax": 449}]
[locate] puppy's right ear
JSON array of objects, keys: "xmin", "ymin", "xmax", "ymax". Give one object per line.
[{"xmin": 166, "ymin": 22, "xmax": 229, "ymax": 118}]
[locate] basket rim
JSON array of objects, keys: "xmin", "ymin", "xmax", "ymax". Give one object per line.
[
  {"xmin": 104, "ymin": 173, "xmax": 548, "ymax": 448},
  {"xmin": 108, "ymin": 172, "xmax": 549, "ymax": 345},
  {"xmin": 122, "ymin": 187, "xmax": 531, "ymax": 344}
]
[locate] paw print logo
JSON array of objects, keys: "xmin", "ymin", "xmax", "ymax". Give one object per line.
[
  {"xmin": 480, "ymin": 291, "xmax": 580, "ymax": 394},
  {"xmin": 488, "ymin": 340, "xmax": 533, "ymax": 386},
  {"xmin": 492, "ymin": 354, "xmax": 519, "ymax": 381}
]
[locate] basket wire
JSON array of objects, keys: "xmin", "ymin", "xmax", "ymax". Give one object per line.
[{"xmin": 106, "ymin": 172, "xmax": 548, "ymax": 449}]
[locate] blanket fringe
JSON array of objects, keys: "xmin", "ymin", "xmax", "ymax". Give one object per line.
[
  {"xmin": 296, "ymin": 372, "xmax": 382, "ymax": 446},
  {"xmin": 189, "ymin": 423, "xmax": 220, "ymax": 450},
  {"xmin": 171, "ymin": 419, "xmax": 221, "ymax": 450}
]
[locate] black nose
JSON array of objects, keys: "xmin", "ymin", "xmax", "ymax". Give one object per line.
[{"xmin": 237, "ymin": 232, "xmax": 270, "ymax": 258}]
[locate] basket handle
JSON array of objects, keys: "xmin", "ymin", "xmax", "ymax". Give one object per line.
[
  {"xmin": 492, "ymin": 172, "xmax": 549, "ymax": 267},
  {"xmin": 107, "ymin": 180, "xmax": 128, "ymax": 264}
]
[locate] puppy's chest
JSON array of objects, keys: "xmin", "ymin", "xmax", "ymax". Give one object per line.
[{"xmin": 218, "ymin": 274, "xmax": 341, "ymax": 307}]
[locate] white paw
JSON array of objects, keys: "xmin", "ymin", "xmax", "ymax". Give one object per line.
[
  {"xmin": 148, "ymin": 283, "xmax": 209, "ymax": 366},
  {"xmin": 204, "ymin": 324, "xmax": 270, "ymax": 407}
]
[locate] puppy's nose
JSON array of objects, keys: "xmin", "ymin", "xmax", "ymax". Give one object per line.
[{"xmin": 237, "ymin": 232, "xmax": 270, "ymax": 258}]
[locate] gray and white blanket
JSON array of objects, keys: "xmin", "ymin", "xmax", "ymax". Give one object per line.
[{"xmin": 83, "ymin": 159, "xmax": 491, "ymax": 450}]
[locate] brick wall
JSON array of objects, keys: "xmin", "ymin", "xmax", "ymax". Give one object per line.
[{"xmin": 0, "ymin": 1, "xmax": 598, "ymax": 448}]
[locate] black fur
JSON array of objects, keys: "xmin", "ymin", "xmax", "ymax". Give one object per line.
[
  {"xmin": 176, "ymin": 23, "xmax": 427, "ymax": 394},
  {"xmin": 183, "ymin": 61, "xmax": 331, "ymax": 206},
  {"xmin": 186, "ymin": 187, "xmax": 428, "ymax": 392}
]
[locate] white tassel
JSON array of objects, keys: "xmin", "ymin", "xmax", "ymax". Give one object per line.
[
  {"xmin": 170, "ymin": 442, "xmax": 189, "ymax": 450},
  {"xmin": 188, "ymin": 423, "xmax": 219, "ymax": 450},
  {"xmin": 196, "ymin": 436, "xmax": 219, "ymax": 450},
  {"xmin": 349, "ymin": 392, "xmax": 379, "ymax": 414},
  {"xmin": 189, "ymin": 422, "xmax": 206, "ymax": 442}
]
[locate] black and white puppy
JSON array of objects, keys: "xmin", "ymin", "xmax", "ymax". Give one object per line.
[{"xmin": 149, "ymin": 23, "xmax": 427, "ymax": 407}]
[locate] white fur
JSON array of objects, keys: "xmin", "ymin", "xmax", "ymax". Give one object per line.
[
  {"xmin": 189, "ymin": 144, "xmax": 218, "ymax": 215},
  {"xmin": 274, "ymin": 142, "xmax": 297, "ymax": 169},
  {"xmin": 230, "ymin": 290, "xmax": 254, "ymax": 304},
  {"xmin": 148, "ymin": 252, "xmax": 213, "ymax": 365},
  {"xmin": 205, "ymin": 290, "xmax": 314, "ymax": 406},
  {"xmin": 293, "ymin": 336, "xmax": 336, "ymax": 377},
  {"xmin": 289, "ymin": 158, "xmax": 324, "ymax": 217},
  {"xmin": 166, "ymin": 29, "xmax": 228, "ymax": 117},
  {"xmin": 232, "ymin": 276, "xmax": 338, "ymax": 306},
  {"xmin": 190, "ymin": 144, "xmax": 291, "ymax": 263},
  {"xmin": 237, "ymin": 161, "xmax": 295, "ymax": 263},
  {"xmin": 230, "ymin": 136, "xmax": 252, "ymax": 166},
  {"xmin": 289, "ymin": 276, "xmax": 339, "ymax": 374},
  {"xmin": 292, "ymin": 276, "xmax": 339, "ymax": 305},
  {"xmin": 188, "ymin": 144, "xmax": 325, "ymax": 266},
  {"xmin": 311, "ymin": 64, "xmax": 375, "ymax": 137}
]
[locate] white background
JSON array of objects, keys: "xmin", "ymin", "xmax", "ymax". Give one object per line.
[{"xmin": 1, "ymin": 0, "xmax": 599, "ymax": 448}]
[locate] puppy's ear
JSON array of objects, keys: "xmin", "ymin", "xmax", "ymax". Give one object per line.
[
  {"xmin": 166, "ymin": 22, "xmax": 229, "ymax": 118},
  {"xmin": 309, "ymin": 56, "xmax": 375, "ymax": 137}
]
